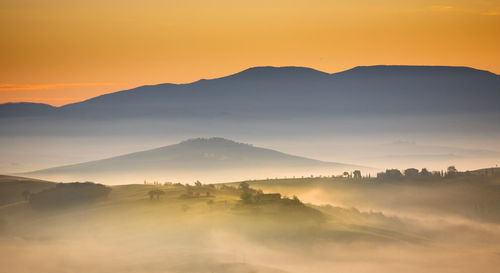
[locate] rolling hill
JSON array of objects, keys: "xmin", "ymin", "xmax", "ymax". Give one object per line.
[
  {"xmin": 21, "ymin": 138, "xmax": 367, "ymax": 184},
  {"xmin": 0, "ymin": 175, "xmax": 429, "ymax": 273}
]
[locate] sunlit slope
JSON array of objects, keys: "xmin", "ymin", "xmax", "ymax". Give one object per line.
[
  {"xmin": 1, "ymin": 177, "xmax": 499, "ymax": 273},
  {"xmin": 21, "ymin": 138, "xmax": 368, "ymax": 184},
  {"xmin": 0, "ymin": 180, "xmax": 421, "ymax": 245},
  {"xmin": 241, "ymin": 175, "xmax": 500, "ymax": 224}
]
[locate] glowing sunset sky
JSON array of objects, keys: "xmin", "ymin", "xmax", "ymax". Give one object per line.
[{"xmin": 1, "ymin": 0, "xmax": 499, "ymax": 106}]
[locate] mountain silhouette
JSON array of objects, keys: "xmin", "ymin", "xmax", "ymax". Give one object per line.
[
  {"xmin": 22, "ymin": 138, "xmax": 366, "ymax": 184},
  {"xmin": 2, "ymin": 65, "xmax": 498, "ymax": 119},
  {"xmin": 0, "ymin": 102, "xmax": 56, "ymax": 117}
]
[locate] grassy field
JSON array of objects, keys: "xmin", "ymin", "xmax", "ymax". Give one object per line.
[{"xmin": 1, "ymin": 176, "xmax": 499, "ymax": 273}]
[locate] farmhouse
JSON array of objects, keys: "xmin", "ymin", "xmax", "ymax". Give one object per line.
[{"xmin": 258, "ymin": 193, "xmax": 281, "ymax": 201}]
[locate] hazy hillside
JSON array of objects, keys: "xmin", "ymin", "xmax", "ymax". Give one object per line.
[
  {"xmin": 242, "ymin": 173, "xmax": 500, "ymax": 224},
  {"xmin": 22, "ymin": 138, "xmax": 365, "ymax": 184}
]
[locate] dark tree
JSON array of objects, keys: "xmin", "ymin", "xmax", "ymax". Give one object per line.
[
  {"xmin": 156, "ymin": 190, "xmax": 165, "ymax": 199},
  {"xmin": 292, "ymin": 195, "xmax": 303, "ymax": 206},
  {"xmin": 148, "ymin": 189, "xmax": 165, "ymax": 200},
  {"xmin": 240, "ymin": 191, "xmax": 253, "ymax": 204},
  {"xmin": 22, "ymin": 190, "xmax": 31, "ymax": 201},
  {"xmin": 447, "ymin": 166, "xmax": 458, "ymax": 177},
  {"xmin": 239, "ymin": 181, "xmax": 250, "ymax": 191},
  {"xmin": 421, "ymin": 168, "xmax": 430, "ymax": 176}
]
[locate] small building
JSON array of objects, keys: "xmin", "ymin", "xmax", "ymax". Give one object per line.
[
  {"xmin": 377, "ymin": 169, "xmax": 403, "ymax": 179},
  {"xmin": 258, "ymin": 193, "xmax": 281, "ymax": 201}
]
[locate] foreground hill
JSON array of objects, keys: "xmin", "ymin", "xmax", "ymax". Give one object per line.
[
  {"xmin": 22, "ymin": 138, "xmax": 366, "ymax": 184},
  {"xmin": 1, "ymin": 175, "xmax": 498, "ymax": 273},
  {"xmin": 0, "ymin": 178, "xmax": 422, "ymax": 248}
]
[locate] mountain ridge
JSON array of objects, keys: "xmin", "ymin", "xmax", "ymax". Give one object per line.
[
  {"xmin": 1, "ymin": 65, "xmax": 498, "ymax": 113},
  {"xmin": 337, "ymin": 65, "xmax": 497, "ymax": 76}
]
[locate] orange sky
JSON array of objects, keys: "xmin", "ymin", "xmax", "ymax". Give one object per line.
[{"xmin": 1, "ymin": 0, "xmax": 499, "ymax": 106}]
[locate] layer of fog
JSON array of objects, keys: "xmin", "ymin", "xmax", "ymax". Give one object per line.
[
  {"xmin": 1, "ymin": 231, "xmax": 499, "ymax": 273},
  {"xmin": 18, "ymin": 167, "xmax": 363, "ymax": 185},
  {"xmin": 1, "ymin": 212, "xmax": 499, "ymax": 273},
  {"xmin": 2, "ymin": 113, "xmax": 500, "ymax": 175},
  {"xmin": 1, "ymin": 181, "xmax": 500, "ymax": 273}
]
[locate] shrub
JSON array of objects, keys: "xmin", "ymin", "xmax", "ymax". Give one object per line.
[{"xmin": 240, "ymin": 191, "xmax": 253, "ymax": 204}]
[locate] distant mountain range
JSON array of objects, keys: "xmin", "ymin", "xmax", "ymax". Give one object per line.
[
  {"xmin": 1, "ymin": 65, "xmax": 499, "ymax": 175},
  {"xmin": 1, "ymin": 65, "xmax": 499, "ymax": 119},
  {"xmin": 22, "ymin": 138, "xmax": 367, "ymax": 184}
]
